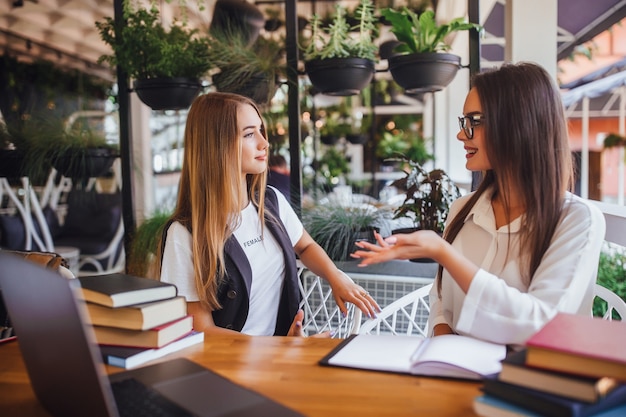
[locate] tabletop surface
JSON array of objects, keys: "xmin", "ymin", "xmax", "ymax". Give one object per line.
[{"xmin": 0, "ymin": 335, "xmax": 482, "ymax": 417}]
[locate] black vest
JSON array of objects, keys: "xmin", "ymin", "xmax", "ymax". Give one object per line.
[{"xmin": 162, "ymin": 188, "xmax": 301, "ymax": 336}]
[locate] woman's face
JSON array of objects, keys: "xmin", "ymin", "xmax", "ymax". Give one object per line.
[
  {"xmin": 238, "ymin": 103, "xmax": 268, "ymax": 175},
  {"xmin": 458, "ymin": 88, "xmax": 491, "ymax": 172}
]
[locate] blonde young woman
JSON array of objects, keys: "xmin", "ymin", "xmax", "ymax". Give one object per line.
[
  {"xmin": 353, "ymin": 62, "xmax": 605, "ymax": 347},
  {"xmin": 156, "ymin": 92, "xmax": 379, "ymax": 337}
]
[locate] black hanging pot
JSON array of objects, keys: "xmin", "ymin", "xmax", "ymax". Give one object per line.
[
  {"xmin": 0, "ymin": 149, "xmax": 26, "ymax": 179},
  {"xmin": 388, "ymin": 53, "xmax": 461, "ymax": 94},
  {"xmin": 320, "ymin": 134, "xmax": 340, "ymax": 146},
  {"xmin": 133, "ymin": 77, "xmax": 203, "ymax": 111},
  {"xmin": 305, "ymin": 57, "xmax": 375, "ymax": 96},
  {"xmin": 346, "ymin": 133, "xmax": 368, "ymax": 145},
  {"xmin": 53, "ymin": 147, "xmax": 119, "ymax": 180},
  {"xmin": 212, "ymin": 72, "xmax": 276, "ymax": 105}
]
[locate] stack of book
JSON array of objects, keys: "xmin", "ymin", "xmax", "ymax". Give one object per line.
[
  {"xmin": 77, "ymin": 273, "xmax": 204, "ymax": 369},
  {"xmin": 474, "ymin": 313, "xmax": 626, "ymax": 417}
]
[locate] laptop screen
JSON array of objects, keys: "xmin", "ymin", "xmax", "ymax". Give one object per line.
[{"xmin": 0, "ymin": 252, "xmax": 118, "ymax": 417}]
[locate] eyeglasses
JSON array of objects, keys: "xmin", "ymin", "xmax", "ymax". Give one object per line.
[{"xmin": 458, "ymin": 114, "xmax": 485, "ymax": 139}]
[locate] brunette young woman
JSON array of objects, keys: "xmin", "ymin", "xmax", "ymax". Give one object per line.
[
  {"xmin": 352, "ymin": 62, "xmax": 605, "ymax": 347},
  {"xmin": 156, "ymin": 92, "xmax": 379, "ymax": 337}
]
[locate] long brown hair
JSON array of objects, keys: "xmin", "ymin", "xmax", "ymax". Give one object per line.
[
  {"xmin": 437, "ymin": 62, "xmax": 574, "ymax": 292},
  {"xmin": 155, "ymin": 92, "xmax": 268, "ymax": 310}
]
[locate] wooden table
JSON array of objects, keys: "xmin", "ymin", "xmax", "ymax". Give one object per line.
[{"xmin": 0, "ymin": 335, "xmax": 482, "ymax": 417}]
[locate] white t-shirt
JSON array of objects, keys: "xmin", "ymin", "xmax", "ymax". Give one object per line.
[
  {"xmin": 429, "ymin": 190, "xmax": 606, "ymax": 346},
  {"xmin": 160, "ymin": 187, "xmax": 303, "ymax": 335}
]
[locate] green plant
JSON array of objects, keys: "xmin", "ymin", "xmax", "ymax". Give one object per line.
[
  {"xmin": 207, "ymin": 28, "xmax": 285, "ymax": 103},
  {"xmin": 96, "ymin": 5, "xmax": 213, "ymax": 80},
  {"xmin": 1, "ymin": 115, "xmax": 117, "ymax": 183},
  {"xmin": 380, "ymin": 8, "xmax": 482, "ymax": 54},
  {"xmin": 603, "ymin": 133, "xmax": 626, "ymax": 148},
  {"xmin": 302, "ymin": 203, "xmax": 384, "ymax": 261},
  {"xmin": 376, "ymin": 131, "xmax": 408, "ymax": 160},
  {"xmin": 127, "ymin": 210, "xmax": 172, "ymax": 277},
  {"xmin": 391, "ymin": 158, "xmax": 461, "ymax": 232},
  {"xmin": 318, "ymin": 147, "xmax": 350, "ymax": 187},
  {"xmin": 302, "ymin": 0, "xmax": 378, "ymax": 61},
  {"xmin": 594, "ymin": 244, "xmax": 626, "ymax": 319}
]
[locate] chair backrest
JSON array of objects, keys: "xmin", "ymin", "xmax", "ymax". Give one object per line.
[
  {"xmin": 591, "ymin": 200, "xmax": 626, "ymax": 320},
  {"xmin": 359, "ymin": 283, "xmax": 432, "ymax": 336},
  {"xmin": 594, "ymin": 283, "xmax": 626, "ymax": 320},
  {"xmin": 298, "ymin": 263, "xmax": 361, "ymax": 338}
]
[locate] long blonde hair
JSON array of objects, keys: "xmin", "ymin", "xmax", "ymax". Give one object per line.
[{"xmin": 156, "ymin": 92, "xmax": 268, "ymax": 310}]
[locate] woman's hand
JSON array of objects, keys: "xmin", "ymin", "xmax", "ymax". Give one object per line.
[
  {"xmin": 287, "ymin": 309, "xmax": 331, "ymax": 337},
  {"xmin": 351, "ymin": 230, "xmax": 444, "ymax": 266},
  {"xmin": 328, "ymin": 274, "xmax": 381, "ymax": 319}
]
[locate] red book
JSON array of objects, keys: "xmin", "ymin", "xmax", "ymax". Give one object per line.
[
  {"xmin": 94, "ymin": 315, "xmax": 193, "ymax": 348},
  {"xmin": 525, "ymin": 313, "xmax": 626, "ymax": 381}
]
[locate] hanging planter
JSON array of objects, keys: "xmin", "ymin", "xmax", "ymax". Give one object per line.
[
  {"xmin": 133, "ymin": 77, "xmax": 202, "ymax": 111},
  {"xmin": 212, "ymin": 71, "xmax": 276, "ymax": 105},
  {"xmin": 346, "ymin": 133, "xmax": 369, "ymax": 145},
  {"xmin": 305, "ymin": 58, "xmax": 375, "ymax": 97},
  {"xmin": 388, "ymin": 53, "xmax": 461, "ymax": 94},
  {"xmin": 301, "ymin": 0, "xmax": 379, "ymax": 97},
  {"xmin": 52, "ymin": 147, "xmax": 119, "ymax": 180},
  {"xmin": 0, "ymin": 149, "xmax": 26, "ymax": 179},
  {"xmin": 381, "ymin": 8, "xmax": 482, "ymax": 94},
  {"xmin": 320, "ymin": 134, "xmax": 340, "ymax": 146},
  {"xmin": 96, "ymin": 7, "xmax": 212, "ymax": 110},
  {"xmin": 207, "ymin": 32, "xmax": 285, "ymax": 106}
]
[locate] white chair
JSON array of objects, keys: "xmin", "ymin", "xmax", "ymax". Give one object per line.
[
  {"xmin": 298, "ymin": 263, "xmax": 362, "ymax": 338},
  {"xmin": 592, "ymin": 200, "xmax": 626, "ymax": 321},
  {"xmin": 594, "ymin": 284, "xmax": 626, "ymax": 321},
  {"xmin": 359, "ymin": 283, "xmax": 432, "ymax": 336}
]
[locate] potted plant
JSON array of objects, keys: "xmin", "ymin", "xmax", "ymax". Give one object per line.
[
  {"xmin": 127, "ymin": 210, "xmax": 172, "ymax": 278},
  {"xmin": 391, "ymin": 157, "xmax": 461, "ymax": 235},
  {"xmin": 302, "ymin": 0, "xmax": 379, "ymax": 96},
  {"xmin": 603, "ymin": 133, "xmax": 626, "ymax": 148},
  {"xmin": 302, "ymin": 203, "xmax": 386, "ymax": 261},
  {"xmin": 96, "ymin": 5, "xmax": 213, "ymax": 110},
  {"xmin": 208, "ymin": 29, "xmax": 285, "ymax": 105},
  {"xmin": 380, "ymin": 8, "xmax": 482, "ymax": 94},
  {"xmin": 318, "ymin": 111, "xmax": 352, "ymax": 145},
  {"xmin": 51, "ymin": 127, "xmax": 119, "ymax": 182},
  {"xmin": 317, "ymin": 147, "xmax": 351, "ymax": 189},
  {"xmin": 0, "ymin": 115, "xmax": 118, "ymax": 184}
]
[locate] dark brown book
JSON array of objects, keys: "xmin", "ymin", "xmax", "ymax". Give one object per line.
[
  {"xmin": 77, "ymin": 273, "xmax": 177, "ymax": 308},
  {"xmin": 500, "ymin": 349, "xmax": 619, "ymax": 403}
]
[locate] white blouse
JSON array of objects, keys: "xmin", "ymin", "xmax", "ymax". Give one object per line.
[{"xmin": 428, "ymin": 190, "xmax": 606, "ymax": 346}]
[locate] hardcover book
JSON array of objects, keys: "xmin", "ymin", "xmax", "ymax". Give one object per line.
[
  {"xmin": 525, "ymin": 313, "xmax": 626, "ymax": 381},
  {"xmin": 100, "ymin": 331, "xmax": 204, "ymax": 369},
  {"xmin": 84, "ymin": 296, "xmax": 187, "ymax": 330},
  {"xmin": 77, "ymin": 273, "xmax": 178, "ymax": 308},
  {"xmin": 474, "ymin": 394, "xmax": 543, "ymax": 417},
  {"xmin": 94, "ymin": 315, "xmax": 193, "ymax": 348},
  {"xmin": 499, "ymin": 349, "xmax": 619, "ymax": 403},
  {"xmin": 482, "ymin": 375, "xmax": 626, "ymax": 417},
  {"xmin": 474, "ymin": 395, "xmax": 626, "ymax": 417},
  {"xmin": 319, "ymin": 333, "xmax": 506, "ymax": 381}
]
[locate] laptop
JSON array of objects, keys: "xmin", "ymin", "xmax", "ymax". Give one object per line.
[{"xmin": 0, "ymin": 252, "xmax": 303, "ymax": 417}]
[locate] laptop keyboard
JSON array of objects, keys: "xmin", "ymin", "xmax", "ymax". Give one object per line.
[{"xmin": 111, "ymin": 377, "xmax": 194, "ymax": 417}]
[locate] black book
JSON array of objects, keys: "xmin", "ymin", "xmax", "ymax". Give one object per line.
[
  {"xmin": 482, "ymin": 374, "xmax": 626, "ymax": 417},
  {"xmin": 499, "ymin": 349, "xmax": 619, "ymax": 403},
  {"xmin": 77, "ymin": 273, "xmax": 178, "ymax": 308}
]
